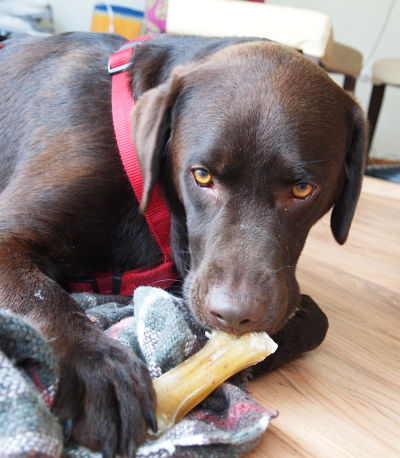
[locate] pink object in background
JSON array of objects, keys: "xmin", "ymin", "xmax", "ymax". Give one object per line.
[{"xmin": 145, "ymin": 0, "xmax": 167, "ymax": 33}]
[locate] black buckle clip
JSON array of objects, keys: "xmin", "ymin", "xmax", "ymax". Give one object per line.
[
  {"xmin": 112, "ymin": 274, "xmax": 122, "ymax": 295},
  {"xmin": 71, "ymin": 277, "xmax": 100, "ymax": 294}
]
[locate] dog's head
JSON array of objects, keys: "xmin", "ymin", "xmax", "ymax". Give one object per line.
[{"xmin": 131, "ymin": 41, "xmax": 367, "ymax": 335}]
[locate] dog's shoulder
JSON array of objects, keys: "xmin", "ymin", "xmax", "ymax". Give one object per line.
[{"xmin": 0, "ymin": 32, "xmax": 126, "ymax": 77}]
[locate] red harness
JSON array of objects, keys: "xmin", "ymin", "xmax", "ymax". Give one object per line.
[{"xmin": 69, "ymin": 37, "xmax": 178, "ymax": 295}]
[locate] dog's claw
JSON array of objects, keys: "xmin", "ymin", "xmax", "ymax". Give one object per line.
[
  {"xmin": 102, "ymin": 445, "xmax": 112, "ymax": 458},
  {"xmin": 147, "ymin": 410, "xmax": 158, "ymax": 433},
  {"xmin": 128, "ymin": 438, "xmax": 137, "ymax": 457},
  {"xmin": 62, "ymin": 418, "xmax": 73, "ymax": 444}
]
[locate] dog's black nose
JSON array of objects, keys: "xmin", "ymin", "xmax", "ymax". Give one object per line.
[{"xmin": 205, "ymin": 285, "xmax": 264, "ymax": 334}]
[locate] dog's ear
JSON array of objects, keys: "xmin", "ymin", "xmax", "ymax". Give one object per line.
[
  {"xmin": 330, "ymin": 102, "xmax": 368, "ymax": 245},
  {"xmin": 131, "ymin": 72, "xmax": 183, "ymax": 213}
]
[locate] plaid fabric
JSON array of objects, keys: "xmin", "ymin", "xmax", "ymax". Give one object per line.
[
  {"xmin": 0, "ymin": 287, "xmax": 277, "ymax": 457},
  {"xmin": 0, "ymin": 312, "xmax": 63, "ymax": 457}
]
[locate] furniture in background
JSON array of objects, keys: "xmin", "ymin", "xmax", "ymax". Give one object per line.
[
  {"xmin": 166, "ymin": 0, "xmax": 334, "ymax": 64},
  {"xmin": 166, "ymin": 0, "xmax": 363, "ymax": 93},
  {"xmin": 367, "ymin": 58, "xmax": 400, "ymax": 149},
  {"xmin": 323, "ymin": 41, "xmax": 363, "ymax": 92},
  {"xmin": 91, "ymin": 0, "xmax": 335, "ymax": 67},
  {"xmin": 89, "ymin": 0, "xmax": 363, "ymax": 94},
  {"xmin": 144, "ymin": 0, "xmax": 279, "ymax": 34}
]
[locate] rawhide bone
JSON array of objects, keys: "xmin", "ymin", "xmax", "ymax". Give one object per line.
[{"xmin": 152, "ymin": 330, "xmax": 278, "ymax": 434}]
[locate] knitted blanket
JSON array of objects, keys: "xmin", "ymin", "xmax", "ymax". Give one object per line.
[{"xmin": 0, "ymin": 287, "xmax": 278, "ymax": 457}]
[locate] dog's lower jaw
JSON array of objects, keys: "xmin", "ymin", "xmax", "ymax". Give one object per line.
[{"xmin": 267, "ymin": 289, "xmax": 301, "ymax": 336}]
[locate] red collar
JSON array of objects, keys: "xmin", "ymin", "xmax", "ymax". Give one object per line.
[{"xmin": 70, "ymin": 37, "xmax": 178, "ymax": 296}]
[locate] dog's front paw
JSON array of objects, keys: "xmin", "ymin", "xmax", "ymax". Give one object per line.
[{"xmin": 53, "ymin": 332, "xmax": 156, "ymax": 456}]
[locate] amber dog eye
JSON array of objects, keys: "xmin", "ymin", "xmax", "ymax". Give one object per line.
[
  {"xmin": 292, "ymin": 183, "xmax": 314, "ymax": 199},
  {"xmin": 193, "ymin": 168, "xmax": 213, "ymax": 187}
]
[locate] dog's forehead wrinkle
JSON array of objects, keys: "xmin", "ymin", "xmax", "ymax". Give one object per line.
[
  {"xmin": 179, "ymin": 112, "xmax": 279, "ymax": 178},
  {"xmin": 269, "ymin": 152, "xmax": 318, "ymax": 183},
  {"xmin": 205, "ymin": 199, "xmax": 279, "ymax": 244}
]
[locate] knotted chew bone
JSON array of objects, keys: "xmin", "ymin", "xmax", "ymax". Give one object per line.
[{"xmin": 152, "ymin": 331, "xmax": 278, "ymax": 434}]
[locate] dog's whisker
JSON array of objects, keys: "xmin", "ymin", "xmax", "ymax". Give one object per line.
[
  {"xmin": 268, "ymin": 265, "xmax": 295, "ymax": 275},
  {"xmin": 150, "ymin": 278, "xmax": 182, "ymax": 286},
  {"xmin": 300, "ymin": 159, "xmax": 327, "ymax": 164}
]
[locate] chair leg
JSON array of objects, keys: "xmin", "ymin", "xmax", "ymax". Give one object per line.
[
  {"xmin": 343, "ymin": 75, "xmax": 356, "ymax": 93},
  {"xmin": 367, "ymin": 84, "xmax": 386, "ymax": 151}
]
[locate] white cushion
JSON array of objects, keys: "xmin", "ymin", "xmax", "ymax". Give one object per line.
[
  {"xmin": 372, "ymin": 58, "xmax": 400, "ymax": 86},
  {"xmin": 324, "ymin": 42, "xmax": 363, "ymax": 78},
  {"xmin": 166, "ymin": 0, "xmax": 333, "ymax": 62}
]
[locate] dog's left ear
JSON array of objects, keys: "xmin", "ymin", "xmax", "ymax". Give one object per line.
[
  {"xmin": 131, "ymin": 72, "xmax": 183, "ymax": 213},
  {"xmin": 330, "ymin": 101, "xmax": 368, "ymax": 245}
]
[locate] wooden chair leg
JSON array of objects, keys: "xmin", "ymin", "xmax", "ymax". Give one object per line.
[
  {"xmin": 343, "ymin": 75, "xmax": 356, "ymax": 92},
  {"xmin": 367, "ymin": 84, "xmax": 386, "ymax": 151}
]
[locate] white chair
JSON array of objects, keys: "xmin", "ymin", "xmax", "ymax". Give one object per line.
[
  {"xmin": 323, "ymin": 41, "xmax": 363, "ymax": 92},
  {"xmin": 367, "ymin": 58, "xmax": 400, "ymax": 149}
]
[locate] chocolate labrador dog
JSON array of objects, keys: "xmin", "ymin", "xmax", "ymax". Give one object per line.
[{"xmin": 0, "ymin": 32, "xmax": 366, "ymax": 454}]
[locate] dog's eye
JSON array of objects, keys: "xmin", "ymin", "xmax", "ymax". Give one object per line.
[
  {"xmin": 292, "ymin": 183, "xmax": 314, "ymax": 200},
  {"xmin": 193, "ymin": 168, "xmax": 213, "ymax": 187}
]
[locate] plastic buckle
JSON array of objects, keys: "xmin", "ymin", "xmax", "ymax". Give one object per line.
[
  {"xmin": 112, "ymin": 274, "xmax": 122, "ymax": 295},
  {"xmin": 69, "ymin": 277, "xmax": 100, "ymax": 294}
]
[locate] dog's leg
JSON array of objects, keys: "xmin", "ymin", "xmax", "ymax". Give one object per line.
[{"xmin": 0, "ymin": 235, "xmax": 156, "ymax": 455}]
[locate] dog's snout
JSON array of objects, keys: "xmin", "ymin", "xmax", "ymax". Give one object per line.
[{"xmin": 205, "ymin": 285, "xmax": 264, "ymax": 334}]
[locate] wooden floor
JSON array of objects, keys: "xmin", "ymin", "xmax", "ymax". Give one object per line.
[{"xmin": 247, "ymin": 176, "xmax": 400, "ymax": 457}]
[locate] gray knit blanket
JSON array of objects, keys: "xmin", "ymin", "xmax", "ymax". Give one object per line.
[{"xmin": 0, "ymin": 287, "xmax": 277, "ymax": 457}]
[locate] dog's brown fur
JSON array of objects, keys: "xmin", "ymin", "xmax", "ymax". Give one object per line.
[{"xmin": 0, "ymin": 32, "xmax": 367, "ymax": 455}]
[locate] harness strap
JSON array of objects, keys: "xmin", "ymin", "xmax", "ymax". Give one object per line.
[
  {"xmin": 69, "ymin": 261, "xmax": 177, "ymax": 296},
  {"xmin": 108, "ymin": 37, "xmax": 173, "ymax": 262},
  {"xmin": 70, "ymin": 37, "xmax": 178, "ymax": 295}
]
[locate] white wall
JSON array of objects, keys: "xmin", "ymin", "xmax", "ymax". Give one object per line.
[{"xmin": 48, "ymin": 0, "xmax": 399, "ymax": 160}]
